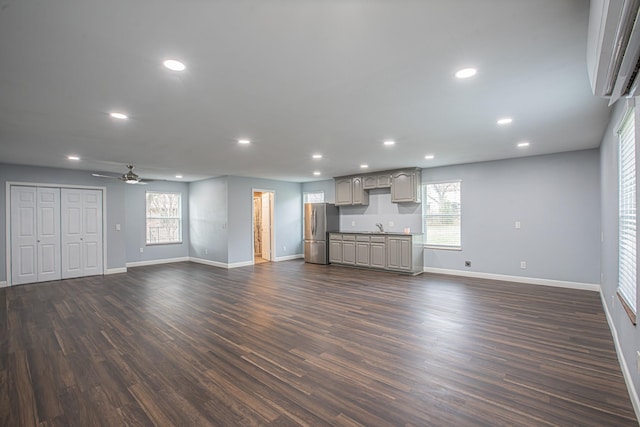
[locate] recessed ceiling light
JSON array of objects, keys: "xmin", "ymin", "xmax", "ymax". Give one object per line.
[
  {"xmin": 313, "ymin": 171, "xmax": 321, "ymax": 176},
  {"xmin": 360, "ymin": 164, "xmax": 369, "ymax": 169},
  {"xmin": 383, "ymin": 140, "xmax": 395, "ymax": 146},
  {"xmin": 163, "ymin": 59, "xmax": 186, "ymax": 71},
  {"xmin": 497, "ymin": 117, "xmax": 513, "ymax": 125},
  {"xmin": 424, "ymin": 155, "xmax": 435, "ymax": 160},
  {"xmin": 110, "ymin": 112, "xmax": 128, "ymax": 120},
  {"xmin": 517, "ymin": 142, "xmax": 530, "ymax": 148},
  {"xmin": 175, "ymin": 174, "xmax": 183, "ymax": 179},
  {"xmin": 67, "ymin": 155, "xmax": 80, "ymax": 161},
  {"xmin": 312, "ymin": 154, "xmax": 322, "ymax": 159},
  {"xmin": 238, "ymin": 139, "xmax": 251, "ymax": 144},
  {"xmin": 455, "ymin": 68, "xmax": 477, "ymax": 79}
]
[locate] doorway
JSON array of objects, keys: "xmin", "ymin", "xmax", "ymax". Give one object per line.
[{"xmin": 252, "ymin": 190, "xmax": 274, "ymax": 264}]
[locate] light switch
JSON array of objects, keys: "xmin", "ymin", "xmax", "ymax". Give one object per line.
[
  {"xmin": 515, "ymin": 221, "xmax": 521, "ymax": 229},
  {"xmin": 115, "ymin": 223, "xmax": 121, "ymax": 231}
]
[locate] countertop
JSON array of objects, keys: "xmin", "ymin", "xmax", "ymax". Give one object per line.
[{"xmin": 331, "ymin": 231, "xmax": 424, "ymax": 236}]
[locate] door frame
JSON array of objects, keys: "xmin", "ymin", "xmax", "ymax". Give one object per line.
[
  {"xmin": 5, "ymin": 181, "xmax": 108, "ymax": 286},
  {"xmin": 251, "ymin": 188, "xmax": 275, "ymax": 263}
]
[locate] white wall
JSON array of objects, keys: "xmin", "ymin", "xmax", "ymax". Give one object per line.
[{"xmin": 422, "ymin": 150, "xmax": 601, "ymax": 284}]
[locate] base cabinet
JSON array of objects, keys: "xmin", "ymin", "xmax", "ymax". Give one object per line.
[{"xmin": 329, "ymin": 233, "xmax": 422, "ymax": 274}]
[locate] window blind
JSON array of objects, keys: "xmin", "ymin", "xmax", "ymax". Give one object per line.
[
  {"xmin": 619, "ymin": 107, "xmax": 637, "ymax": 313},
  {"xmin": 424, "ymin": 181, "xmax": 461, "ymax": 248}
]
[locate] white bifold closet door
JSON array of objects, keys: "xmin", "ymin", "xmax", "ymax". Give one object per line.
[
  {"xmin": 11, "ymin": 186, "xmax": 61, "ymax": 285},
  {"xmin": 61, "ymin": 189, "xmax": 103, "ymax": 279}
]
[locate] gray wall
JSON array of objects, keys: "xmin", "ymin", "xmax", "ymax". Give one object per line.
[
  {"xmin": 189, "ymin": 176, "xmax": 229, "ymax": 263},
  {"xmin": 339, "ymin": 189, "xmax": 422, "ymax": 233},
  {"xmin": 0, "ymin": 163, "xmax": 127, "ymax": 279},
  {"xmin": 600, "ymin": 100, "xmax": 640, "ymax": 399},
  {"xmin": 423, "ymin": 150, "xmax": 601, "ymax": 284},
  {"xmin": 302, "ymin": 179, "xmax": 335, "ymax": 203},
  {"xmin": 125, "ymin": 180, "xmax": 190, "ymax": 264},
  {"xmin": 227, "ymin": 176, "xmax": 302, "ymax": 264}
]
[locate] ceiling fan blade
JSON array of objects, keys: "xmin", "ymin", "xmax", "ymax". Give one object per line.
[{"xmin": 92, "ymin": 173, "xmax": 120, "ymax": 179}]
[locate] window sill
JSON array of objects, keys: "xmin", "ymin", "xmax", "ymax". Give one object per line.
[
  {"xmin": 617, "ymin": 291, "xmax": 637, "ymax": 326},
  {"xmin": 424, "ymin": 245, "xmax": 462, "ymax": 251}
]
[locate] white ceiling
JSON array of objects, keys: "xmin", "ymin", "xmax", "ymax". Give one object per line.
[{"xmin": 0, "ymin": 0, "xmax": 610, "ymax": 183}]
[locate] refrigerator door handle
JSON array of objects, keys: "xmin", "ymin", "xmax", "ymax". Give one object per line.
[{"xmin": 312, "ymin": 209, "xmax": 316, "ymax": 236}]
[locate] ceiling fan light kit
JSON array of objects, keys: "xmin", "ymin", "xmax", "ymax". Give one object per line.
[{"xmin": 92, "ymin": 164, "xmax": 148, "ymax": 184}]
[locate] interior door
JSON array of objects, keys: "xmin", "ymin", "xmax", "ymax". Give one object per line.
[
  {"xmin": 261, "ymin": 193, "xmax": 271, "ymax": 261},
  {"xmin": 61, "ymin": 188, "xmax": 103, "ymax": 279},
  {"xmin": 11, "ymin": 186, "xmax": 38, "ymax": 285},
  {"xmin": 37, "ymin": 187, "xmax": 61, "ymax": 282}
]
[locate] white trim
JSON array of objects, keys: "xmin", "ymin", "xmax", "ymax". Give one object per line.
[
  {"xmin": 423, "ymin": 267, "xmax": 600, "ymax": 292},
  {"xmin": 189, "ymin": 257, "xmax": 254, "ymax": 269},
  {"xmin": 252, "ymin": 188, "xmax": 276, "ymax": 262},
  {"xmin": 126, "ymin": 257, "xmax": 190, "ymax": 268},
  {"xmin": 229, "ymin": 260, "xmax": 255, "ymax": 268},
  {"xmin": 274, "ymin": 254, "xmax": 304, "ymax": 262},
  {"xmin": 5, "ymin": 181, "xmax": 108, "ymax": 287},
  {"xmin": 105, "ymin": 267, "xmax": 127, "ymax": 275},
  {"xmin": 0, "ymin": 281, "xmax": 7, "ymax": 288},
  {"xmin": 600, "ymin": 291, "xmax": 640, "ymax": 421}
]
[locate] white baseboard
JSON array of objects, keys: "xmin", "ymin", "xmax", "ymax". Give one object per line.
[
  {"xmin": 600, "ymin": 291, "xmax": 640, "ymax": 421},
  {"xmin": 126, "ymin": 257, "xmax": 190, "ymax": 268},
  {"xmin": 228, "ymin": 260, "xmax": 255, "ymax": 268},
  {"xmin": 105, "ymin": 267, "xmax": 127, "ymax": 275},
  {"xmin": 274, "ymin": 254, "xmax": 304, "ymax": 262},
  {"xmin": 0, "ymin": 280, "xmax": 7, "ymax": 288},
  {"xmin": 423, "ymin": 267, "xmax": 601, "ymax": 292},
  {"xmin": 189, "ymin": 257, "xmax": 229, "ymax": 269}
]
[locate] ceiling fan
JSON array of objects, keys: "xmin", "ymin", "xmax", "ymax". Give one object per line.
[{"xmin": 91, "ymin": 165, "xmax": 150, "ymax": 184}]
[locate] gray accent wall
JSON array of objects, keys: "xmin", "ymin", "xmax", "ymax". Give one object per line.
[
  {"xmin": 0, "ymin": 163, "xmax": 127, "ymax": 279},
  {"xmin": 423, "ymin": 150, "xmax": 601, "ymax": 284},
  {"xmin": 189, "ymin": 177, "xmax": 229, "ymax": 264},
  {"xmin": 600, "ymin": 100, "xmax": 640, "ymax": 401},
  {"xmin": 227, "ymin": 176, "xmax": 302, "ymax": 264},
  {"xmin": 124, "ymin": 180, "xmax": 190, "ymax": 264}
]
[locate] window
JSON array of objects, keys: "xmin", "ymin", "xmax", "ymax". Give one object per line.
[
  {"xmin": 424, "ymin": 181, "xmax": 461, "ymax": 248},
  {"xmin": 618, "ymin": 106, "xmax": 637, "ymax": 322},
  {"xmin": 303, "ymin": 191, "xmax": 325, "ymax": 203},
  {"xmin": 146, "ymin": 192, "xmax": 182, "ymax": 244}
]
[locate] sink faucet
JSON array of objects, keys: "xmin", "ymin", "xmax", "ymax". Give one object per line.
[{"xmin": 375, "ymin": 223, "xmax": 384, "ymax": 232}]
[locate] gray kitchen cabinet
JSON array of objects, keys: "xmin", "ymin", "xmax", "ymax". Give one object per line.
[
  {"xmin": 342, "ymin": 235, "xmax": 356, "ymax": 265},
  {"xmin": 387, "ymin": 236, "xmax": 412, "ymax": 271},
  {"xmin": 364, "ymin": 174, "xmax": 392, "ymax": 189},
  {"xmin": 335, "ymin": 177, "xmax": 369, "ymax": 206},
  {"xmin": 363, "ymin": 176, "xmax": 378, "ymax": 189},
  {"xmin": 329, "ymin": 234, "xmax": 343, "ymax": 263},
  {"xmin": 335, "ymin": 178, "xmax": 353, "ymax": 205},
  {"xmin": 370, "ymin": 236, "xmax": 386, "ymax": 268},
  {"xmin": 391, "ymin": 169, "xmax": 421, "ymax": 203},
  {"xmin": 377, "ymin": 174, "xmax": 392, "ymax": 188},
  {"xmin": 356, "ymin": 235, "xmax": 370, "ymax": 266}
]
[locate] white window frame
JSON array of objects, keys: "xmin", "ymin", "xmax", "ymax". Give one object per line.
[
  {"xmin": 423, "ymin": 180, "xmax": 462, "ymax": 250},
  {"xmin": 303, "ymin": 191, "xmax": 325, "ymax": 204},
  {"xmin": 618, "ymin": 104, "xmax": 637, "ymax": 323},
  {"xmin": 146, "ymin": 191, "xmax": 183, "ymax": 245}
]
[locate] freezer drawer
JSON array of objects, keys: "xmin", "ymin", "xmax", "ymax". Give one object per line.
[{"xmin": 304, "ymin": 240, "xmax": 328, "ymax": 264}]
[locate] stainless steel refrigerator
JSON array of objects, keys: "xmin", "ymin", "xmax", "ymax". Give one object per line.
[{"xmin": 304, "ymin": 203, "xmax": 339, "ymax": 264}]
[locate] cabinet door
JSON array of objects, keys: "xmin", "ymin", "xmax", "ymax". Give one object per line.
[
  {"xmin": 329, "ymin": 240, "xmax": 343, "ymax": 263},
  {"xmin": 356, "ymin": 242, "xmax": 370, "ymax": 266},
  {"xmin": 352, "ymin": 177, "xmax": 364, "ymax": 204},
  {"xmin": 363, "ymin": 176, "xmax": 378, "ymax": 189},
  {"xmin": 342, "ymin": 241, "xmax": 356, "ymax": 265},
  {"xmin": 335, "ymin": 178, "xmax": 352, "ymax": 205},
  {"xmin": 387, "ymin": 237, "xmax": 412, "ymax": 271},
  {"xmin": 377, "ymin": 174, "xmax": 392, "ymax": 188},
  {"xmin": 391, "ymin": 171, "xmax": 416, "ymax": 202},
  {"xmin": 370, "ymin": 243, "xmax": 386, "ymax": 268}
]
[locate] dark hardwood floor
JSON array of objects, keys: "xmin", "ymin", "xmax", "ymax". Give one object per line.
[{"xmin": 0, "ymin": 260, "xmax": 637, "ymax": 426}]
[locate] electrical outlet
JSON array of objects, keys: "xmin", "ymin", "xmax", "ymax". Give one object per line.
[
  {"xmin": 515, "ymin": 221, "xmax": 521, "ymax": 229},
  {"xmin": 612, "ymin": 295, "xmax": 615, "ymax": 306},
  {"xmin": 465, "ymin": 261, "xmax": 471, "ymax": 267},
  {"xmin": 139, "ymin": 247, "xmax": 144, "ymax": 253},
  {"xmin": 636, "ymin": 351, "xmax": 640, "ymax": 373},
  {"xmin": 351, "ymin": 221, "xmax": 356, "ymax": 226},
  {"xmin": 283, "ymin": 246, "xmax": 286, "ymax": 252},
  {"xmin": 520, "ymin": 261, "xmax": 526, "ymax": 269},
  {"xmin": 388, "ymin": 221, "xmax": 395, "ymax": 227},
  {"xmin": 115, "ymin": 223, "xmax": 121, "ymax": 231},
  {"xmin": 205, "ymin": 248, "xmax": 208, "ymax": 255}
]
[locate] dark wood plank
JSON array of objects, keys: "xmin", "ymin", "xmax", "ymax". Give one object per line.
[{"xmin": 0, "ymin": 261, "xmax": 636, "ymax": 426}]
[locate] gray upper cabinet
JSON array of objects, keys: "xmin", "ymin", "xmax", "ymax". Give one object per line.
[
  {"xmin": 335, "ymin": 177, "xmax": 369, "ymax": 206},
  {"xmin": 363, "ymin": 176, "xmax": 378, "ymax": 189},
  {"xmin": 391, "ymin": 169, "xmax": 421, "ymax": 203},
  {"xmin": 377, "ymin": 174, "xmax": 392, "ymax": 188},
  {"xmin": 335, "ymin": 178, "xmax": 352, "ymax": 205}
]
